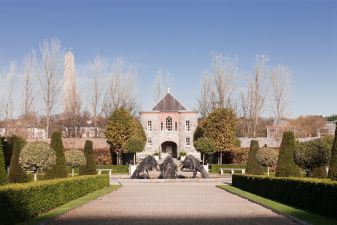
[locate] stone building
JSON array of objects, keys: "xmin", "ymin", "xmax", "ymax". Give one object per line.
[{"xmin": 139, "ymin": 92, "xmax": 199, "ymax": 159}]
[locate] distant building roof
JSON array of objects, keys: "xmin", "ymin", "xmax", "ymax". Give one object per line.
[{"xmin": 152, "ymin": 93, "xmax": 186, "ymax": 111}]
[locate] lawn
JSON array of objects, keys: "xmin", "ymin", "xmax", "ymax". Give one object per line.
[{"xmin": 217, "ymin": 185, "xmax": 337, "ymax": 225}]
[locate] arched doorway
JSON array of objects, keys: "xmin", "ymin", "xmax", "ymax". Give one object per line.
[{"xmin": 161, "ymin": 141, "xmax": 177, "ymax": 158}]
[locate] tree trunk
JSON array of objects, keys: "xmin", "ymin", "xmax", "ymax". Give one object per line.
[
  {"xmin": 220, "ymin": 151, "xmax": 223, "ymax": 164},
  {"xmin": 267, "ymin": 167, "xmax": 270, "ymax": 176},
  {"xmin": 202, "ymin": 154, "xmax": 205, "ymax": 165},
  {"xmin": 33, "ymin": 173, "xmax": 37, "ymax": 181},
  {"xmin": 72, "ymin": 168, "xmax": 75, "ymax": 177},
  {"xmin": 134, "ymin": 153, "xmax": 136, "ymax": 165},
  {"xmin": 46, "ymin": 116, "xmax": 50, "ymax": 138}
]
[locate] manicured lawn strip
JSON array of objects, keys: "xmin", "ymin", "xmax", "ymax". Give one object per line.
[
  {"xmin": 217, "ymin": 185, "xmax": 337, "ymax": 225},
  {"xmin": 17, "ymin": 185, "xmax": 120, "ymax": 225}
]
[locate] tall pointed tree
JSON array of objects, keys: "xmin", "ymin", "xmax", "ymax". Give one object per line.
[
  {"xmin": 79, "ymin": 140, "xmax": 96, "ymax": 175},
  {"xmin": 44, "ymin": 131, "xmax": 67, "ymax": 179},
  {"xmin": 328, "ymin": 122, "xmax": 337, "ymax": 180},
  {"xmin": 0, "ymin": 139, "xmax": 8, "ymax": 185},
  {"xmin": 8, "ymin": 137, "xmax": 28, "ymax": 183},
  {"xmin": 246, "ymin": 140, "xmax": 264, "ymax": 175}
]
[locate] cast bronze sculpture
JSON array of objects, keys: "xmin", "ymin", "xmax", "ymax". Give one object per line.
[
  {"xmin": 131, "ymin": 155, "xmax": 159, "ymax": 179},
  {"xmin": 181, "ymin": 155, "xmax": 209, "ymax": 178},
  {"xmin": 158, "ymin": 155, "xmax": 177, "ymax": 179}
]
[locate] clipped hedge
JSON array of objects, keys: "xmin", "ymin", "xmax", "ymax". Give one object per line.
[
  {"xmin": 0, "ymin": 175, "xmax": 109, "ymax": 225},
  {"xmin": 232, "ymin": 174, "xmax": 337, "ymax": 218},
  {"xmin": 66, "ymin": 164, "xmax": 129, "ymax": 174},
  {"xmin": 210, "ymin": 164, "xmax": 246, "ymax": 174}
]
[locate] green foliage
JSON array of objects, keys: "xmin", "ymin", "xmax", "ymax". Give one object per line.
[
  {"xmin": 65, "ymin": 150, "xmax": 86, "ymax": 168},
  {"xmin": 321, "ymin": 135, "xmax": 334, "ymax": 150},
  {"xmin": 311, "ymin": 166, "xmax": 328, "ymax": 178},
  {"xmin": 0, "ymin": 175, "xmax": 109, "ymax": 225},
  {"xmin": 194, "ymin": 137, "xmax": 216, "ymax": 155},
  {"xmin": 256, "ymin": 147, "xmax": 279, "ymax": 168},
  {"xmin": 8, "ymin": 138, "xmax": 28, "ymax": 183},
  {"xmin": 19, "ymin": 142, "xmax": 56, "ymax": 173},
  {"xmin": 126, "ymin": 137, "xmax": 145, "ymax": 154},
  {"xmin": 210, "ymin": 164, "xmax": 246, "ymax": 174},
  {"xmin": 198, "ymin": 108, "xmax": 238, "ymax": 153},
  {"xmin": 275, "ymin": 132, "xmax": 301, "ymax": 177},
  {"xmin": 325, "ymin": 114, "xmax": 337, "ymax": 122},
  {"xmin": 0, "ymin": 140, "xmax": 7, "ymax": 185},
  {"xmin": 328, "ymin": 122, "xmax": 337, "ymax": 180},
  {"xmin": 179, "ymin": 151, "xmax": 187, "ymax": 157},
  {"xmin": 45, "ymin": 132, "xmax": 68, "ymax": 179},
  {"xmin": 2, "ymin": 135, "xmax": 26, "ymax": 168},
  {"xmin": 246, "ymin": 140, "xmax": 264, "ymax": 175},
  {"xmin": 232, "ymin": 174, "xmax": 337, "ymax": 219},
  {"xmin": 294, "ymin": 139, "xmax": 330, "ymax": 170},
  {"xmin": 79, "ymin": 140, "xmax": 97, "ymax": 175},
  {"xmin": 153, "ymin": 151, "xmax": 160, "ymax": 156}
]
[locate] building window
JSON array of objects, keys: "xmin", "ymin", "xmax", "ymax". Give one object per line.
[
  {"xmin": 186, "ymin": 120, "xmax": 191, "ymax": 131},
  {"xmin": 166, "ymin": 117, "xmax": 173, "ymax": 131},
  {"xmin": 186, "ymin": 137, "xmax": 191, "ymax": 146},
  {"xmin": 147, "ymin": 121, "xmax": 152, "ymax": 131},
  {"xmin": 147, "ymin": 137, "xmax": 152, "ymax": 146},
  {"xmin": 175, "ymin": 122, "xmax": 178, "ymax": 131},
  {"xmin": 161, "ymin": 122, "xmax": 163, "ymax": 131}
]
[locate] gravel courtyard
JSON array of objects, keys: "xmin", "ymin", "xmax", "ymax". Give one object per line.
[{"xmin": 47, "ymin": 182, "xmax": 299, "ymax": 225}]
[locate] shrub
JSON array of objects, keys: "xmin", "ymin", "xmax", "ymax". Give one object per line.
[
  {"xmin": 0, "ymin": 175, "xmax": 110, "ymax": 225},
  {"xmin": 65, "ymin": 150, "xmax": 86, "ymax": 176},
  {"xmin": 79, "ymin": 140, "xmax": 97, "ymax": 175},
  {"xmin": 44, "ymin": 132, "xmax": 67, "ymax": 179},
  {"xmin": 19, "ymin": 142, "xmax": 56, "ymax": 173},
  {"xmin": 2, "ymin": 135, "xmax": 26, "ymax": 168},
  {"xmin": 95, "ymin": 148, "xmax": 112, "ymax": 165},
  {"xmin": 275, "ymin": 132, "xmax": 301, "ymax": 177},
  {"xmin": 0, "ymin": 140, "xmax": 7, "ymax": 185},
  {"xmin": 329, "ymin": 122, "xmax": 337, "ymax": 180},
  {"xmin": 194, "ymin": 137, "xmax": 216, "ymax": 164},
  {"xmin": 8, "ymin": 138, "xmax": 28, "ymax": 183},
  {"xmin": 294, "ymin": 139, "xmax": 330, "ymax": 178},
  {"xmin": 246, "ymin": 140, "xmax": 264, "ymax": 175},
  {"xmin": 256, "ymin": 147, "xmax": 278, "ymax": 175},
  {"xmin": 232, "ymin": 174, "xmax": 337, "ymax": 218},
  {"xmin": 126, "ymin": 137, "xmax": 145, "ymax": 164}
]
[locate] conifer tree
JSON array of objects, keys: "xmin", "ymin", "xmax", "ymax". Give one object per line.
[
  {"xmin": 8, "ymin": 137, "xmax": 28, "ymax": 183},
  {"xmin": 246, "ymin": 140, "xmax": 264, "ymax": 175},
  {"xmin": 328, "ymin": 122, "xmax": 337, "ymax": 180},
  {"xmin": 275, "ymin": 132, "xmax": 301, "ymax": 177},
  {"xmin": 79, "ymin": 140, "xmax": 96, "ymax": 175},
  {"xmin": 44, "ymin": 131, "xmax": 67, "ymax": 179},
  {"xmin": 0, "ymin": 139, "xmax": 7, "ymax": 185}
]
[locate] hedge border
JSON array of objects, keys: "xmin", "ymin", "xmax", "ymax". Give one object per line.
[
  {"xmin": 232, "ymin": 174, "xmax": 337, "ymax": 219},
  {"xmin": 0, "ymin": 175, "xmax": 109, "ymax": 225}
]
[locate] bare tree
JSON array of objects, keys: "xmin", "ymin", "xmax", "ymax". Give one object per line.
[
  {"xmin": 197, "ymin": 73, "xmax": 213, "ymax": 118},
  {"xmin": 250, "ymin": 55, "xmax": 268, "ymax": 138},
  {"xmin": 22, "ymin": 52, "xmax": 36, "ymax": 131},
  {"xmin": 102, "ymin": 58, "xmax": 139, "ymax": 116},
  {"xmin": 153, "ymin": 69, "xmax": 166, "ymax": 104},
  {"xmin": 38, "ymin": 38, "xmax": 63, "ymax": 138},
  {"xmin": 270, "ymin": 64, "xmax": 291, "ymax": 126},
  {"xmin": 90, "ymin": 55, "xmax": 103, "ymax": 137}
]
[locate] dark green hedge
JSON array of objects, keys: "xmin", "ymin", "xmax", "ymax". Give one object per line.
[
  {"xmin": 210, "ymin": 164, "xmax": 246, "ymax": 174},
  {"xmin": 66, "ymin": 165, "xmax": 129, "ymax": 174},
  {"xmin": 232, "ymin": 174, "xmax": 337, "ymax": 218},
  {"xmin": 0, "ymin": 175, "xmax": 109, "ymax": 225}
]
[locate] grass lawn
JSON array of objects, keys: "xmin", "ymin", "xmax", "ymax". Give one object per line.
[
  {"xmin": 217, "ymin": 185, "xmax": 337, "ymax": 225},
  {"xmin": 17, "ymin": 185, "xmax": 120, "ymax": 225}
]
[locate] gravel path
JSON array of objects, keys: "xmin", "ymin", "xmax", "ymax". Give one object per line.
[{"xmin": 47, "ymin": 183, "xmax": 299, "ymax": 225}]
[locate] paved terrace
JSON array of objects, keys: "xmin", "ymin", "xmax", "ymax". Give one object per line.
[{"xmin": 47, "ymin": 182, "xmax": 299, "ymax": 225}]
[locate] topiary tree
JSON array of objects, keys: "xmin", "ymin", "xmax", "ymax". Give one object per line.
[
  {"xmin": 126, "ymin": 137, "xmax": 145, "ymax": 165},
  {"xmin": 194, "ymin": 137, "xmax": 216, "ymax": 165},
  {"xmin": 44, "ymin": 131, "xmax": 68, "ymax": 179},
  {"xmin": 65, "ymin": 150, "xmax": 86, "ymax": 176},
  {"xmin": 79, "ymin": 140, "xmax": 97, "ymax": 175},
  {"xmin": 275, "ymin": 132, "xmax": 301, "ymax": 177},
  {"xmin": 246, "ymin": 140, "xmax": 264, "ymax": 175},
  {"xmin": 19, "ymin": 142, "xmax": 56, "ymax": 181},
  {"xmin": 8, "ymin": 137, "xmax": 28, "ymax": 183},
  {"xmin": 256, "ymin": 147, "xmax": 279, "ymax": 175},
  {"xmin": 199, "ymin": 108, "xmax": 238, "ymax": 164},
  {"xmin": 105, "ymin": 108, "xmax": 146, "ymax": 165},
  {"xmin": 0, "ymin": 139, "xmax": 7, "ymax": 185},
  {"xmin": 328, "ymin": 122, "xmax": 337, "ymax": 180},
  {"xmin": 294, "ymin": 139, "xmax": 330, "ymax": 178}
]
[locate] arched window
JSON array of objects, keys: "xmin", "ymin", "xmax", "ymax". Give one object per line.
[{"xmin": 166, "ymin": 117, "xmax": 173, "ymax": 131}]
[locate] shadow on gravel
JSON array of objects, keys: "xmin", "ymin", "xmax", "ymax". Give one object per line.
[{"xmin": 50, "ymin": 216, "xmax": 296, "ymax": 225}]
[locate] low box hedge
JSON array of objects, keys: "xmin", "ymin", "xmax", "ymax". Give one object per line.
[
  {"xmin": 66, "ymin": 165, "xmax": 129, "ymax": 174},
  {"xmin": 210, "ymin": 164, "xmax": 246, "ymax": 174},
  {"xmin": 0, "ymin": 175, "xmax": 109, "ymax": 225},
  {"xmin": 232, "ymin": 174, "xmax": 337, "ymax": 219}
]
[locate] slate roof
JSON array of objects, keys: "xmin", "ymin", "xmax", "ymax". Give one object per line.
[{"xmin": 152, "ymin": 93, "xmax": 186, "ymax": 111}]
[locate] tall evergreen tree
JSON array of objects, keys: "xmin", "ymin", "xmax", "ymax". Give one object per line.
[
  {"xmin": 328, "ymin": 122, "xmax": 337, "ymax": 180},
  {"xmin": 0, "ymin": 139, "xmax": 8, "ymax": 185},
  {"xmin": 44, "ymin": 131, "xmax": 67, "ymax": 179},
  {"xmin": 8, "ymin": 137, "xmax": 28, "ymax": 183},
  {"xmin": 275, "ymin": 132, "xmax": 301, "ymax": 177},
  {"xmin": 79, "ymin": 140, "xmax": 97, "ymax": 175},
  {"xmin": 246, "ymin": 140, "xmax": 264, "ymax": 175}
]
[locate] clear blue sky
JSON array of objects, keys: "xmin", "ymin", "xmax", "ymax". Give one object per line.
[{"xmin": 1, "ymin": 0, "xmax": 336, "ymax": 117}]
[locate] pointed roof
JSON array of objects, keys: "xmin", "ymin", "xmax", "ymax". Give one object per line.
[{"xmin": 152, "ymin": 93, "xmax": 186, "ymax": 111}]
